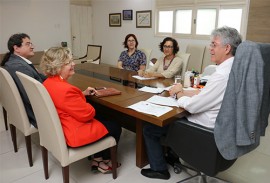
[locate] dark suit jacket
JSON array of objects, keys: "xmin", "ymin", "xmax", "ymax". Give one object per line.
[
  {"xmin": 3, "ymin": 54, "xmax": 46, "ymax": 128},
  {"xmin": 214, "ymin": 41, "xmax": 270, "ymax": 160}
]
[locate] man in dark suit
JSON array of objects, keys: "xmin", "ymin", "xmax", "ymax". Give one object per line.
[{"xmin": 1, "ymin": 33, "xmax": 46, "ymax": 128}]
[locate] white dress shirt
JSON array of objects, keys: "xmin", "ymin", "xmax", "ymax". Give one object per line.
[
  {"xmin": 17, "ymin": 55, "xmax": 33, "ymax": 64},
  {"xmin": 177, "ymin": 57, "xmax": 234, "ymax": 128}
]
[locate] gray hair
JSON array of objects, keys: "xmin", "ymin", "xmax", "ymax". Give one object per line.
[
  {"xmin": 211, "ymin": 26, "xmax": 242, "ymax": 56},
  {"xmin": 40, "ymin": 47, "xmax": 72, "ymax": 76}
]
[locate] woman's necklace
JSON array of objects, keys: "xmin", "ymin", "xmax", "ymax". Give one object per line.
[{"xmin": 163, "ymin": 55, "xmax": 175, "ymax": 70}]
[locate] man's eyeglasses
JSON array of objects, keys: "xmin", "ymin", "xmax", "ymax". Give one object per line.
[
  {"xmin": 163, "ymin": 45, "xmax": 173, "ymax": 49},
  {"xmin": 23, "ymin": 42, "xmax": 34, "ymax": 47},
  {"xmin": 209, "ymin": 42, "xmax": 227, "ymax": 48}
]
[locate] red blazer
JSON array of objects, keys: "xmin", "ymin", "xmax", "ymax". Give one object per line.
[{"xmin": 43, "ymin": 76, "xmax": 108, "ymax": 147}]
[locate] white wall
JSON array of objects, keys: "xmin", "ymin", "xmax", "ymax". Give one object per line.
[
  {"xmin": 91, "ymin": 0, "xmax": 209, "ymax": 66},
  {"xmin": 0, "ymin": 0, "xmax": 71, "ymax": 53}
]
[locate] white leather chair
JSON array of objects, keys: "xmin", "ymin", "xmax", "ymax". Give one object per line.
[
  {"xmin": 0, "ymin": 76, "xmax": 8, "ymax": 130},
  {"xmin": 73, "ymin": 44, "xmax": 102, "ymax": 64},
  {"xmin": 201, "ymin": 46, "xmax": 213, "ymax": 72},
  {"xmin": 0, "ymin": 68, "xmax": 38, "ymax": 167},
  {"xmin": 1, "ymin": 107, "xmax": 8, "ymax": 130},
  {"xmin": 138, "ymin": 48, "xmax": 152, "ymax": 69},
  {"xmin": 202, "ymin": 65, "xmax": 217, "ymax": 76},
  {"xmin": 177, "ymin": 53, "xmax": 191, "ymax": 81},
  {"xmin": 186, "ymin": 44, "xmax": 206, "ymax": 73},
  {"xmin": 16, "ymin": 71, "xmax": 117, "ymax": 183}
]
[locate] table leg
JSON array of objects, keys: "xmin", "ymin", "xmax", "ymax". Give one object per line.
[{"xmin": 136, "ymin": 119, "xmax": 148, "ymax": 168}]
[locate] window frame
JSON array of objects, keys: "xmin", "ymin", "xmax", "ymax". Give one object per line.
[{"xmin": 155, "ymin": 3, "xmax": 247, "ymax": 39}]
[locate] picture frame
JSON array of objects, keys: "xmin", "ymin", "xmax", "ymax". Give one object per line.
[
  {"xmin": 136, "ymin": 10, "xmax": 152, "ymax": 28},
  {"xmin": 109, "ymin": 13, "xmax": 121, "ymax": 27},
  {"xmin": 123, "ymin": 10, "xmax": 133, "ymax": 20}
]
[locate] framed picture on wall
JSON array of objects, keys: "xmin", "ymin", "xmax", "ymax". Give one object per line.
[
  {"xmin": 109, "ymin": 13, "xmax": 121, "ymax": 27},
  {"xmin": 123, "ymin": 10, "xmax": 133, "ymax": 20},
  {"xmin": 136, "ymin": 10, "xmax": 152, "ymax": 28}
]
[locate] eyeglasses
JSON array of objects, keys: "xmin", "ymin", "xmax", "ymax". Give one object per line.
[
  {"xmin": 64, "ymin": 59, "xmax": 74, "ymax": 65},
  {"xmin": 23, "ymin": 42, "xmax": 34, "ymax": 47},
  {"xmin": 163, "ymin": 45, "xmax": 173, "ymax": 49},
  {"xmin": 128, "ymin": 40, "xmax": 135, "ymax": 42},
  {"xmin": 209, "ymin": 42, "xmax": 227, "ymax": 48}
]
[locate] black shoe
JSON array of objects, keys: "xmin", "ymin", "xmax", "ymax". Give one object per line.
[{"xmin": 141, "ymin": 168, "xmax": 170, "ymax": 180}]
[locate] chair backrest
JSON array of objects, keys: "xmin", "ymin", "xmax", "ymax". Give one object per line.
[
  {"xmin": 16, "ymin": 71, "xmax": 69, "ymax": 162},
  {"xmin": 85, "ymin": 44, "xmax": 102, "ymax": 64},
  {"xmin": 186, "ymin": 44, "xmax": 205, "ymax": 73},
  {"xmin": 177, "ymin": 53, "xmax": 191, "ymax": 81},
  {"xmin": 214, "ymin": 41, "xmax": 270, "ymax": 160},
  {"xmin": 138, "ymin": 48, "xmax": 152, "ymax": 69},
  {"xmin": 201, "ymin": 46, "xmax": 212, "ymax": 71},
  {"xmin": 202, "ymin": 65, "xmax": 217, "ymax": 76},
  {"xmin": 0, "ymin": 68, "xmax": 34, "ymax": 135},
  {"xmin": 29, "ymin": 51, "xmax": 45, "ymax": 66}
]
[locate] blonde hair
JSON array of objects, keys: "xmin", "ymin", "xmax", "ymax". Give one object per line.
[{"xmin": 40, "ymin": 47, "xmax": 72, "ymax": 76}]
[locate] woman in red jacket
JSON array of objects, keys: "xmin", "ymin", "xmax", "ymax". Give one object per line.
[{"xmin": 40, "ymin": 47, "xmax": 121, "ymax": 174}]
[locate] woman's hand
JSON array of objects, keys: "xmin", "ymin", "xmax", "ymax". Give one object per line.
[
  {"xmin": 117, "ymin": 61, "xmax": 124, "ymax": 69},
  {"xmin": 83, "ymin": 87, "xmax": 97, "ymax": 96},
  {"xmin": 143, "ymin": 71, "xmax": 154, "ymax": 78},
  {"xmin": 138, "ymin": 70, "xmax": 144, "ymax": 77}
]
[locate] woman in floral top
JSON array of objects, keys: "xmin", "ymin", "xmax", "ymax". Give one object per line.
[{"xmin": 117, "ymin": 34, "xmax": 146, "ymax": 72}]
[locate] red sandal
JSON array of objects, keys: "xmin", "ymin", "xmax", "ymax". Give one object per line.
[{"xmin": 97, "ymin": 161, "xmax": 112, "ymax": 174}]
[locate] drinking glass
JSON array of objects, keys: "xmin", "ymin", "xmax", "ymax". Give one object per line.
[{"xmin": 174, "ymin": 75, "xmax": 182, "ymax": 84}]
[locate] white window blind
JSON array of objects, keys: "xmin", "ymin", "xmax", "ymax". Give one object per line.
[{"xmin": 156, "ymin": 0, "xmax": 246, "ymax": 7}]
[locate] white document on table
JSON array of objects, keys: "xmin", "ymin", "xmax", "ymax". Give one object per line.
[
  {"xmin": 138, "ymin": 86, "xmax": 165, "ymax": 94},
  {"xmin": 127, "ymin": 101, "xmax": 173, "ymax": 117},
  {"xmin": 146, "ymin": 95, "xmax": 179, "ymax": 107},
  {"xmin": 132, "ymin": 75, "xmax": 156, "ymax": 80}
]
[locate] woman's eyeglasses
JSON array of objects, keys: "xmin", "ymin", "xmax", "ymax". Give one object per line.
[{"xmin": 163, "ymin": 45, "xmax": 173, "ymax": 49}]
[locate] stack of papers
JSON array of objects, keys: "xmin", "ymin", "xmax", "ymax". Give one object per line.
[
  {"xmin": 139, "ymin": 86, "xmax": 164, "ymax": 94},
  {"xmin": 127, "ymin": 101, "xmax": 173, "ymax": 117},
  {"xmin": 132, "ymin": 75, "xmax": 156, "ymax": 80},
  {"xmin": 146, "ymin": 95, "xmax": 179, "ymax": 107}
]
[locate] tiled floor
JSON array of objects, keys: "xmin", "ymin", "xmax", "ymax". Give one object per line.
[{"xmin": 0, "ymin": 110, "xmax": 190, "ymax": 183}]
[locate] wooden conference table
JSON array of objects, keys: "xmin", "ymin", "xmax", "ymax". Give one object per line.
[{"xmin": 68, "ymin": 63, "xmax": 189, "ymax": 168}]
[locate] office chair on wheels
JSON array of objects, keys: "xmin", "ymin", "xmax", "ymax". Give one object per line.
[{"xmin": 164, "ymin": 118, "xmax": 236, "ymax": 183}]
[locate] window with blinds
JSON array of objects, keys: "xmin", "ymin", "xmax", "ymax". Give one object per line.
[{"xmin": 155, "ymin": 0, "xmax": 248, "ymax": 39}]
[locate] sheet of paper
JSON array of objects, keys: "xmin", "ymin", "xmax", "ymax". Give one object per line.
[
  {"xmin": 183, "ymin": 87, "xmax": 197, "ymax": 91},
  {"xmin": 163, "ymin": 86, "xmax": 197, "ymax": 91},
  {"xmin": 127, "ymin": 101, "xmax": 173, "ymax": 117},
  {"xmin": 138, "ymin": 86, "xmax": 164, "ymax": 94},
  {"xmin": 132, "ymin": 75, "xmax": 156, "ymax": 80},
  {"xmin": 146, "ymin": 95, "xmax": 179, "ymax": 107}
]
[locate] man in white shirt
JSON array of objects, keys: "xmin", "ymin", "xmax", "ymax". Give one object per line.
[{"xmin": 141, "ymin": 26, "xmax": 242, "ymax": 180}]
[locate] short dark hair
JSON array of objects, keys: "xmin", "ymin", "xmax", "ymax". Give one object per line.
[
  {"xmin": 123, "ymin": 34, "xmax": 138, "ymax": 49},
  {"xmin": 159, "ymin": 37, "xmax": 179, "ymax": 55},
  {"xmin": 1, "ymin": 33, "xmax": 30, "ymax": 66}
]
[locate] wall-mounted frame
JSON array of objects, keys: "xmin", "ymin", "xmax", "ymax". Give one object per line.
[
  {"xmin": 123, "ymin": 10, "xmax": 133, "ymax": 20},
  {"xmin": 109, "ymin": 13, "xmax": 121, "ymax": 27},
  {"xmin": 136, "ymin": 10, "xmax": 152, "ymax": 28}
]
